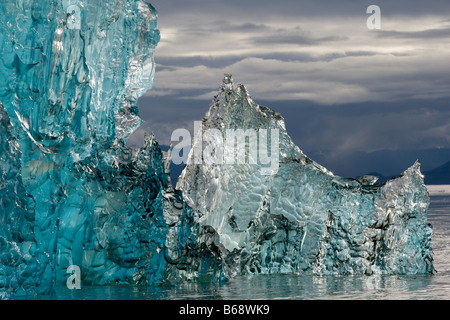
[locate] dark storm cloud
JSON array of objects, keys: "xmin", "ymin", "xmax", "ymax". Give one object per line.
[
  {"xmin": 257, "ymin": 98, "xmax": 450, "ymax": 176},
  {"xmin": 378, "ymin": 27, "xmax": 450, "ymax": 39},
  {"xmin": 149, "ymin": 0, "xmax": 450, "ymax": 18},
  {"xmin": 129, "ymin": 96, "xmax": 211, "ymax": 148},
  {"xmin": 147, "ymin": 0, "xmax": 450, "ymax": 104},
  {"xmin": 155, "ymin": 51, "xmax": 378, "ymax": 69},
  {"xmin": 201, "ymin": 21, "xmax": 273, "ymax": 33},
  {"xmin": 136, "ymin": 0, "xmax": 450, "ymax": 177},
  {"xmin": 249, "ymin": 33, "xmax": 347, "ymax": 46}
]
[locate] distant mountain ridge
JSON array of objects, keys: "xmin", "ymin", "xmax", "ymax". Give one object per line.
[
  {"xmin": 423, "ymin": 161, "xmax": 450, "ymax": 185},
  {"xmin": 311, "ymin": 148, "xmax": 450, "ymax": 179},
  {"xmin": 363, "ymin": 161, "xmax": 450, "ymax": 186}
]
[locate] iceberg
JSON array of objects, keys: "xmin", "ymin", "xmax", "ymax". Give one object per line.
[
  {"xmin": 0, "ymin": 0, "xmax": 433, "ymax": 299},
  {"xmin": 0, "ymin": 0, "xmax": 165, "ymax": 297},
  {"xmin": 1, "ymin": 0, "xmax": 225, "ymax": 299},
  {"xmin": 0, "ymin": 102, "xmax": 52, "ymax": 297},
  {"xmin": 177, "ymin": 74, "xmax": 434, "ymax": 277}
]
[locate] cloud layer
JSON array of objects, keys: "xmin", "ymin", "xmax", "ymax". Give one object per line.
[
  {"xmin": 131, "ymin": 0, "xmax": 450, "ymax": 177},
  {"xmin": 146, "ymin": 0, "xmax": 450, "ymax": 104}
]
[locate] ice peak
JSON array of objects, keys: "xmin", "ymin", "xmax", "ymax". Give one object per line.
[
  {"xmin": 221, "ymin": 73, "xmax": 234, "ymax": 91},
  {"xmin": 178, "ymin": 75, "xmax": 433, "ymax": 277},
  {"xmin": 408, "ymin": 159, "xmax": 423, "ymax": 177}
]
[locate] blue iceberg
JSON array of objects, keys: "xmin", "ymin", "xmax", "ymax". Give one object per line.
[
  {"xmin": 0, "ymin": 1, "xmax": 433, "ymax": 299},
  {"xmin": 1, "ymin": 1, "xmax": 225, "ymax": 299}
]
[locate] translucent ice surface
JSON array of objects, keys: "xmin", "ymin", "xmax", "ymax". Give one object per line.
[
  {"xmin": 178, "ymin": 75, "xmax": 434, "ymax": 278},
  {"xmin": 1, "ymin": 1, "xmax": 225, "ymax": 299},
  {"xmin": 0, "ymin": 0, "xmax": 165, "ymax": 298}
]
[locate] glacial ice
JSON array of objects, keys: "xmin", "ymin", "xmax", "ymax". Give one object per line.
[
  {"xmin": 177, "ymin": 75, "xmax": 434, "ymax": 277},
  {"xmin": 1, "ymin": 1, "xmax": 227, "ymax": 299},
  {"xmin": 0, "ymin": 1, "xmax": 433, "ymax": 299}
]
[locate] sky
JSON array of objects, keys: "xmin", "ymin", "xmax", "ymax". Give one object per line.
[{"xmin": 130, "ymin": 0, "xmax": 450, "ymax": 178}]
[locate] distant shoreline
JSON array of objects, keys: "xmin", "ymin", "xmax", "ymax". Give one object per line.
[{"xmin": 427, "ymin": 185, "xmax": 450, "ymax": 196}]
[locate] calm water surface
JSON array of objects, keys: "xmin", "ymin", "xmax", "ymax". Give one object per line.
[{"xmin": 16, "ymin": 195, "xmax": 450, "ymax": 300}]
